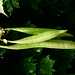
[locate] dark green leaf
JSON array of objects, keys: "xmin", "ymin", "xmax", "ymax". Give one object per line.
[
  {"xmin": 6, "ymin": 3, "xmax": 13, "ymax": 15},
  {"xmin": 12, "ymin": 1, "xmax": 20, "ymax": 8},
  {"xmin": 24, "ymin": 57, "xmax": 36, "ymax": 74},
  {"xmin": 37, "ymin": 55, "xmax": 55, "ymax": 75}
]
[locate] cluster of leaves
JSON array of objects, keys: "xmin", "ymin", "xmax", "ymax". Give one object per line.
[
  {"xmin": 22, "ymin": 55, "xmax": 55, "ymax": 75},
  {"xmin": 0, "ymin": 0, "xmax": 19, "ymax": 16},
  {"xmin": 49, "ymin": 49, "xmax": 75, "ymax": 75},
  {"xmin": 4, "ymin": 0, "xmax": 20, "ymax": 15},
  {"xmin": 0, "ymin": 0, "xmax": 41, "ymax": 16}
]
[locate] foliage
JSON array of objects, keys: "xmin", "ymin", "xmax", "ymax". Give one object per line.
[
  {"xmin": 37, "ymin": 55, "xmax": 55, "ymax": 75},
  {"xmin": 23, "ymin": 57, "xmax": 37, "ymax": 75},
  {"xmin": 50, "ymin": 49, "xmax": 75, "ymax": 75},
  {"xmin": 0, "ymin": 0, "xmax": 8, "ymax": 16},
  {"xmin": 0, "ymin": 0, "xmax": 75, "ymax": 75}
]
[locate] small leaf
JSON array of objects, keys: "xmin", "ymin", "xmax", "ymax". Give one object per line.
[
  {"xmin": 6, "ymin": 3, "xmax": 13, "ymax": 15},
  {"xmin": 0, "ymin": 0, "xmax": 8, "ymax": 16},
  {"xmin": 0, "ymin": 48, "xmax": 6, "ymax": 57},
  {"xmin": 24, "ymin": 57, "xmax": 36, "ymax": 74},
  {"xmin": 8, "ymin": 30, "xmax": 67, "ymax": 44},
  {"xmin": 12, "ymin": 1, "xmax": 20, "ymax": 8},
  {"xmin": 5, "ymin": 27, "xmax": 73, "ymax": 37},
  {"xmin": 37, "ymin": 55, "xmax": 55, "ymax": 75},
  {"xmin": 1, "ymin": 40, "xmax": 75, "ymax": 50}
]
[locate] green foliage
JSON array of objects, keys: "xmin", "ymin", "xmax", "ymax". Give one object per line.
[
  {"xmin": 23, "ymin": 55, "xmax": 55, "ymax": 75},
  {"xmin": 37, "ymin": 55, "xmax": 55, "ymax": 75},
  {"xmin": 52, "ymin": 49, "xmax": 75, "ymax": 75},
  {"xmin": 0, "ymin": 48, "xmax": 6, "ymax": 59},
  {"xmin": 6, "ymin": 3, "xmax": 13, "ymax": 15},
  {"xmin": 4, "ymin": 0, "xmax": 20, "ymax": 15},
  {"xmin": 12, "ymin": 0, "xmax": 20, "ymax": 8},
  {"xmin": 0, "ymin": 0, "xmax": 75, "ymax": 75},
  {"xmin": 23, "ymin": 57, "xmax": 36, "ymax": 75}
]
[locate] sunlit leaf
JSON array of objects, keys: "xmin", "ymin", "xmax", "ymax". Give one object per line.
[
  {"xmin": 0, "ymin": 40, "xmax": 75, "ymax": 50},
  {"xmin": 8, "ymin": 30, "xmax": 67, "ymax": 44},
  {"xmin": 0, "ymin": 0, "xmax": 8, "ymax": 16}
]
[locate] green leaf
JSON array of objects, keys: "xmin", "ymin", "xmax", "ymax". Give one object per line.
[
  {"xmin": 37, "ymin": 55, "xmax": 55, "ymax": 75},
  {"xmin": 5, "ymin": 27, "xmax": 73, "ymax": 37},
  {"xmin": 6, "ymin": 3, "xmax": 13, "ymax": 15},
  {"xmin": 53, "ymin": 49, "xmax": 75, "ymax": 75},
  {"xmin": 1, "ymin": 40, "xmax": 75, "ymax": 50},
  {"xmin": 0, "ymin": 48, "xmax": 6, "ymax": 58},
  {"xmin": 12, "ymin": 1, "xmax": 20, "ymax": 8},
  {"xmin": 0, "ymin": 0, "xmax": 8, "ymax": 16},
  {"xmin": 23, "ymin": 57, "xmax": 36, "ymax": 74},
  {"xmin": 8, "ymin": 30, "xmax": 67, "ymax": 44}
]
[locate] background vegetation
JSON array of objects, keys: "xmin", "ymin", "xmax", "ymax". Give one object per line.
[{"xmin": 0, "ymin": 0, "xmax": 75, "ymax": 75}]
